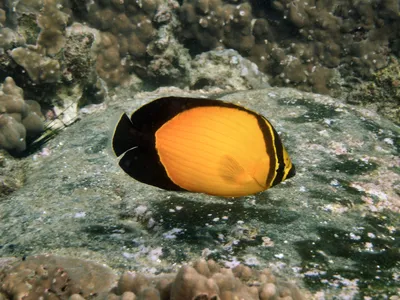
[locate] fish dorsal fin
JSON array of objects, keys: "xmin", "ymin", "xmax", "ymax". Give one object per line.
[{"xmin": 219, "ymin": 155, "xmax": 253, "ymax": 185}]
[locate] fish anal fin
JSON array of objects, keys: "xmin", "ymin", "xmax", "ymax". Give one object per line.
[{"xmin": 219, "ymin": 155, "xmax": 253, "ymax": 185}]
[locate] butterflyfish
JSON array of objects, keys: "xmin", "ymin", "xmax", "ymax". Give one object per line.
[{"xmin": 112, "ymin": 96, "xmax": 295, "ymax": 197}]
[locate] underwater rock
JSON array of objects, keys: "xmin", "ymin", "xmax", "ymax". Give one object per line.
[
  {"xmin": 190, "ymin": 49, "xmax": 269, "ymax": 91},
  {"xmin": 0, "ymin": 150, "xmax": 26, "ymax": 197},
  {"xmin": 0, "ymin": 87, "xmax": 398, "ymax": 299}
]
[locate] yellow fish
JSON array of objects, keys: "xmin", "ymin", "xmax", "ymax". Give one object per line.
[{"xmin": 112, "ymin": 96, "xmax": 295, "ymax": 197}]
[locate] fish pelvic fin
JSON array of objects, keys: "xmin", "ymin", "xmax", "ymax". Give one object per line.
[{"xmin": 219, "ymin": 155, "xmax": 255, "ymax": 186}]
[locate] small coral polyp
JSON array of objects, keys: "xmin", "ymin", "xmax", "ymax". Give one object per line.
[{"xmin": 0, "ymin": 77, "xmax": 44, "ymax": 153}]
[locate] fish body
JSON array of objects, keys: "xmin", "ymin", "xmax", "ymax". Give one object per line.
[{"xmin": 112, "ymin": 96, "xmax": 295, "ymax": 197}]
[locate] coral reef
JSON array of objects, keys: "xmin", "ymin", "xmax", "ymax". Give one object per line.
[
  {"xmin": 0, "ymin": 0, "xmax": 107, "ymax": 143},
  {"xmin": 178, "ymin": 0, "xmax": 398, "ymax": 96},
  {"xmin": 0, "ymin": 255, "xmax": 304, "ymax": 300},
  {"xmin": 82, "ymin": 0, "xmax": 191, "ymax": 87},
  {"xmin": 0, "ymin": 28, "xmax": 25, "ymax": 52},
  {"xmin": 0, "ymin": 77, "xmax": 44, "ymax": 153},
  {"xmin": 10, "ymin": 0, "xmax": 71, "ymax": 82}
]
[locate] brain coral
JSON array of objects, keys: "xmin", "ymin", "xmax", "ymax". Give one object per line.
[{"xmin": 0, "ymin": 77, "xmax": 44, "ymax": 153}]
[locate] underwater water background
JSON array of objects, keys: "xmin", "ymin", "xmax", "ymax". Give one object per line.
[{"xmin": 0, "ymin": 0, "xmax": 400, "ymax": 299}]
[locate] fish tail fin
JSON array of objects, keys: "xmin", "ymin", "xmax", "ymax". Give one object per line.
[{"xmin": 112, "ymin": 113, "xmax": 138, "ymax": 157}]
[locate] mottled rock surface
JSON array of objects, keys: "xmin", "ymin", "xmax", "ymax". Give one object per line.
[{"xmin": 0, "ymin": 87, "xmax": 398, "ymax": 299}]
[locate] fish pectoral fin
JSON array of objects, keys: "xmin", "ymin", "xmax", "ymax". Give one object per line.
[{"xmin": 219, "ymin": 155, "xmax": 253, "ymax": 185}]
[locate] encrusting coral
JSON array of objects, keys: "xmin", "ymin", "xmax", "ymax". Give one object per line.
[
  {"xmin": 0, "ymin": 77, "xmax": 44, "ymax": 153},
  {"xmin": 0, "ymin": 256, "xmax": 305, "ymax": 300}
]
